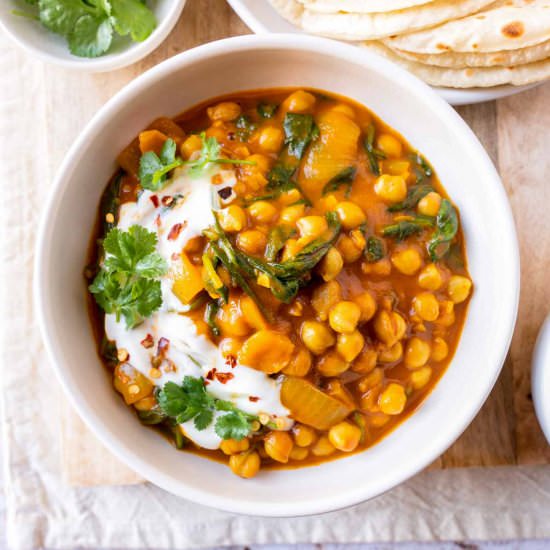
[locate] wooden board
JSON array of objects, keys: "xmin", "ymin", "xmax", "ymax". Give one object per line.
[{"xmin": 39, "ymin": 0, "xmax": 549, "ymax": 484}]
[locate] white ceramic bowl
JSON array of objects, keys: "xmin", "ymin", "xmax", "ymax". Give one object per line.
[
  {"xmin": 0, "ymin": 0, "xmax": 186, "ymax": 72},
  {"xmin": 35, "ymin": 34, "xmax": 519, "ymax": 516}
]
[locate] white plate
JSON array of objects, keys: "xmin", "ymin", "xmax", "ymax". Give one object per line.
[
  {"xmin": 0, "ymin": 0, "xmax": 186, "ymax": 72},
  {"xmin": 532, "ymin": 314, "xmax": 550, "ymax": 445},
  {"xmin": 227, "ymin": 0, "xmax": 540, "ymax": 106}
]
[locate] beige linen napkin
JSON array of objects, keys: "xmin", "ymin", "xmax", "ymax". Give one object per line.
[{"xmin": 2, "ymin": 30, "xmax": 550, "ymax": 550}]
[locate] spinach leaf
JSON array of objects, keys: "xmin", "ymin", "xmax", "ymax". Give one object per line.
[
  {"xmin": 364, "ymin": 236, "xmax": 385, "ymax": 263},
  {"xmin": 257, "ymin": 103, "xmax": 277, "ymax": 119},
  {"xmin": 364, "ymin": 124, "xmax": 386, "ymax": 176},
  {"xmin": 235, "ymin": 115, "xmax": 258, "ymax": 141},
  {"xmin": 322, "ymin": 166, "xmax": 357, "ymax": 197},
  {"xmin": 204, "ymin": 300, "xmax": 221, "ymax": 337},
  {"xmin": 427, "ymin": 199, "xmax": 458, "ymax": 261},
  {"xmin": 382, "ymin": 217, "xmax": 434, "ymax": 241},
  {"xmin": 266, "ymin": 226, "xmax": 296, "ymax": 262},
  {"xmin": 283, "ymin": 113, "xmax": 318, "ymax": 159},
  {"xmin": 409, "ymin": 152, "xmax": 433, "ymax": 183},
  {"xmin": 387, "ymin": 184, "xmax": 434, "ymax": 212},
  {"xmin": 137, "ymin": 408, "xmax": 167, "ymax": 425}
]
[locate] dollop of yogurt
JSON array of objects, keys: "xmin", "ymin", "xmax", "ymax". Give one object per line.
[{"xmin": 105, "ymin": 165, "xmax": 293, "ymax": 449}]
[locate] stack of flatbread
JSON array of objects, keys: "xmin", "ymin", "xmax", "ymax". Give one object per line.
[{"xmin": 269, "ymin": 0, "xmax": 550, "ymax": 88}]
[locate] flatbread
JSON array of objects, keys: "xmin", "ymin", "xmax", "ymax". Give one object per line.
[
  {"xmin": 388, "ymin": 39, "xmax": 550, "ymax": 67},
  {"xmin": 362, "ymin": 41, "xmax": 550, "ymax": 87},
  {"xmin": 297, "ymin": 0, "xmax": 436, "ymax": 14},
  {"xmin": 269, "ymin": 0, "xmax": 304, "ymax": 25},
  {"xmin": 300, "ymin": 0, "xmax": 495, "ymax": 40},
  {"xmin": 385, "ymin": 1, "xmax": 550, "ymax": 53}
]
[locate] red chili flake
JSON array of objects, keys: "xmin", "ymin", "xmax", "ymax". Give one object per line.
[
  {"xmin": 206, "ymin": 368, "xmax": 217, "ymax": 381},
  {"xmin": 140, "ymin": 334, "xmax": 154, "ymax": 349},
  {"xmin": 155, "ymin": 214, "xmax": 162, "ymax": 227},
  {"xmin": 171, "ymin": 252, "xmax": 179, "ymax": 261},
  {"xmin": 225, "ymin": 355, "xmax": 237, "ymax": 368},
  {"xmin": 150, "ymin": 195, "xmax": 159, "ymax": 208},
  {"xmin": 161, "ymin": 195, "xmax": 174, "ymax": 207},
  {"xmin": 214, "ymin": 372, "xmax": 234, "ymax": 384},
  {"xmin": 157, "ymin": 337, "xmax": 170, "ymax": 356},
  {"xmin": 167, "ymin": 221, "xmax": 187, "ymax": 240},
  {"xmin": 248, "ymin": 396, "xmax": 260, "ymax": 403}
]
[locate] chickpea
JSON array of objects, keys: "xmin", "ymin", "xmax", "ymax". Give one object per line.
[
  {"xmin": 373, "ymin": 310, "xmax": 407, "ymax": 347},
  {"xmin": 418, "ymin": 263, "xmax": 443, "ymax": 290},
  {"xmin": 355, "ymin": 291, "xmax": 377, "ymax": 322},
  {"xmin": 318, "ymin": 247, "xmax": 344, "ymax": 282},
  {"xmin": 374, "ymin": 174, "xmax": 407, "ymax": 203},
  {"xmin": 404, "ymin": 337, "xmax": 431, "ymax": 369},
  {"xmin": 248, "ymin": 201, "xmax": 278, "ymax": 224},
  {"xmin": 328, "ymin": 421, "xmax": 362, "ymax": 452},
  {"xmin": 218, "ymin": 205, "xmax": 247, "ymax": 233},
  {"xmin": 293, "ymin": 424, "xmax": 317, "ymax": 447},
  {"xmin": 329, "ymin": 301, "xmax": 361, "ymax": 333},
  {"xmin": 412, "ymin": 292, "xmax": 440, "ymax": 322},
  {"xmin": 351, "ymin": 348, "xmax": 378, "ymax": 374},
  {"xmin": 297, "ymin": 216, "xmax": 328, "ymax": 242},
  {"xmin": 207, "ymin": 102, "xmax": 241, "ymax": 122},
  {"xmin": 383, "ymin": 160, "xmax": 410, "ymax": 176},
  {"xmin": 258, "ymin": 125, "xmax": 284, "ymax": 153},
  {"xmin": 336, "ymin": 330, "xmax": 365, "ymax": 362},
  {"xmin": 437, "ymin": 300, "xmax": 456, "ymax": 327},
  {"xmin": 290, "ymin": 446, "xmax": 309, "ymax": 461},
  {"xmin": 216, "ymin": 300, "xmax": 250, "ymax": 337},
  {"xmin": 362, "ymin": 258, "xmax": 392, "ymax": 276},
  {"xmin": 316, "ymin": 350, "xmax": 349, "ymax": 377},
  {"xmin": 391, "ymin": 248, "xmax": 423, "ymax": 275},
  {"xmin": 337, "ymin": 235, "xmax": 363, "ymax": 263},
  {"xmin": 370, "ymin": 413, "xmax": 390, "ymax": 428},
  {"xmin": 350, "ymin": 229, "xmax": 366, "ymax": 251},
  {"xmin": 280, "ymin": 204, "xmax": 306, "ymax": 225},
  {"xmin": 357, "ymin": 367, "xmax": 384, "ymax": 393},
  {"xmin": 229, "ymin": 450, "xmax": 261, "ymax": 478},
  {"xmin": 431, "ymin": 337, "xmax": 449, "ymax": 362},
  {"xmin": 220, "ymin": 438, "xmax": 250, "ymax": 455},
  {"xmin": 283, "ymin": 346, "xmax": 312, "ymax": 377},
  {"xmin": 279, "ymin": 188, "xmax": 302, "ymax": 206},
  {"xmin": 301, "ymin": 321, "xmax": 335, "ymax": 355},
  {"xmin": 376, "ymin": 133, "xmax": 403, "ymax": 158},
  {"xmin": 411, "ymin": 367, "xmax": 432, "ymax": 390},
  {"xmin": 284, "ymin": 90, "xmax": 316, "ymax": 113},
  {"xmin": 335, "ymin": 201, "xmax": 366, "ymax": 230},
  {"xmin": 378, "ymin": 383, "xmax": 407, "ymax": 415},
  {"xmin": 264, "ymin": 431, "xmax": 294, "ymax": 463},
  {"xmin": 312, "ymin": 280, "xmax": 342, "ymax": 321},
  {"xmin": 236, "ymin": 230, "xmax": 267, "ymax": 255},
  {"xmin": 246, "ymin": 153, "xmax": 271, "ymax": 174},
  {"xmin": 378, "ymin": 341, "xmax": 403, "ymax": 363},
  {"xmin": 322, "ymin": 193, "xmax": 339, "ymax": 211},
  {"xmin": 311, "ymin": 435, "xmax": 336, "ymax": 457},
  {"xmin": 281, "ymin": 238, "xmax": 301, "ymax": 261},
  {"xmin": 447, "ymin": 275, "xmax": 472, "ymax": 304},
  {"xmin": 418, "ymin": 192, "xmax": 442, "ymax": 217},
  {"xmin": 180, "ymin": 134, "xmax": 203, "ymax": 159}
]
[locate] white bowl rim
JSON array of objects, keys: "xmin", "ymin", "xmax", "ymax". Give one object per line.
[
  {"xmin": 0, "ymin": 0, "xmax": 186, "ymax": 72},
  {"xmin": 34, "ymin": 33, "xmax": 520, "ymax": 516}
]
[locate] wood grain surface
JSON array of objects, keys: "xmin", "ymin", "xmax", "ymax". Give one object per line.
[{"xmin": 42, "ymin": 0, "xmax": 549, "ymax": 485}]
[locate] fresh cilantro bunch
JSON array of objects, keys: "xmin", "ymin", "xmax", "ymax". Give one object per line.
[
  {"xmin": 19, "ymin": 0, "xmax": 157, "ymax": 58},
  {"xmin": 157, "ymin": 376, "xmax": 258, "ymax": 440},
  {"xmin": 139, "ymin": 138, "xmax": 183, "ymax": 191},
  {"xmin": 89, "ymin": 225, "xmax": 168, "ymax": 328}
]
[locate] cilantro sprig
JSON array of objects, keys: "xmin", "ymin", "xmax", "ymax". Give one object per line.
[
  {"xmin": 157, "ymin": 376, "xmax": 258, "ymax": 441},
  {"xmin": 139, "ymin": 139, "xmax": 183, "ymax": 191},
  {"xmin": 89, "ymin": 225, "xmax": 167, "ymax": 329},
  {"xmin": 15, "ymin": 0, "xmax": 157, "ymax": 58}
]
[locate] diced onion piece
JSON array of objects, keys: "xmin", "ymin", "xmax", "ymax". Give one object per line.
[{"xmin": 281, "ymin": 377, "xmax": 353, "ymax": 430}]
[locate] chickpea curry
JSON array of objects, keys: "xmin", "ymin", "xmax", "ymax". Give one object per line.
[{"xmin": 87, "ymin": 88, "xmax": 473, "ymax": 479}]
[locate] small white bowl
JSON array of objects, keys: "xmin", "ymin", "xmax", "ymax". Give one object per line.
[
  {"xmin": 532, "ymin": 314, "xmax": 550, "ymax": 444},
  {"xmin": 0, "ymin": 0, "xmax": 186, "ymax": 72},
  {"xmin": 35, "ymin": 34, "xmax": 519, "ymax": 516}
]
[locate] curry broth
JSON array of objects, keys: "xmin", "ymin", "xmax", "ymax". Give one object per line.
[{"xmin": 88, "ymin": 88, "xmax": 471, "ymax": 475}]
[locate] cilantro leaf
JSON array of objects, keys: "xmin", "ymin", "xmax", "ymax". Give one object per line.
[
  {"xmin": 214, "ymin": 411, "xmax": 251, "ymax": 441},
  {"xmin": 89, "ymin": 225, "xmax": 167, "ymax": 328},
  {"xmin": 157, "ymin": 376, "xmax": 257, "ymax": 440},
  {"xmin": 68, "ymin": 14, "xmax": 113, "ymax": 58},
  {"xmin": 139, "ymin": 138, "xmax": 183, "ymax": 191},
  {"xmin": 38, "ymin": 0, "xmax": 91, "ymax": 36},
  {"xmin": 184, "ymin": 133, "xmax": 256, "ymax": 178},
  {"xmin": 110, "ymin": 0, "xmax": 156, "ymax": 42}
]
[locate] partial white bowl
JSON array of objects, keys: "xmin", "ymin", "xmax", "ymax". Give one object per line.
[
  {"xmin": 35, "ymin": 34, "xmax": 519, "ymax": 516},
  {"xmin": 532, "ymin": 314, "xmax": 550, "ymax": 445},
  {"xmin": 0, "ymin": 0, "xmax": 186, "ymax": 72},
  {"xmin": 226, "ymin": 0, "xmax": 540, "ymax": 106}
]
